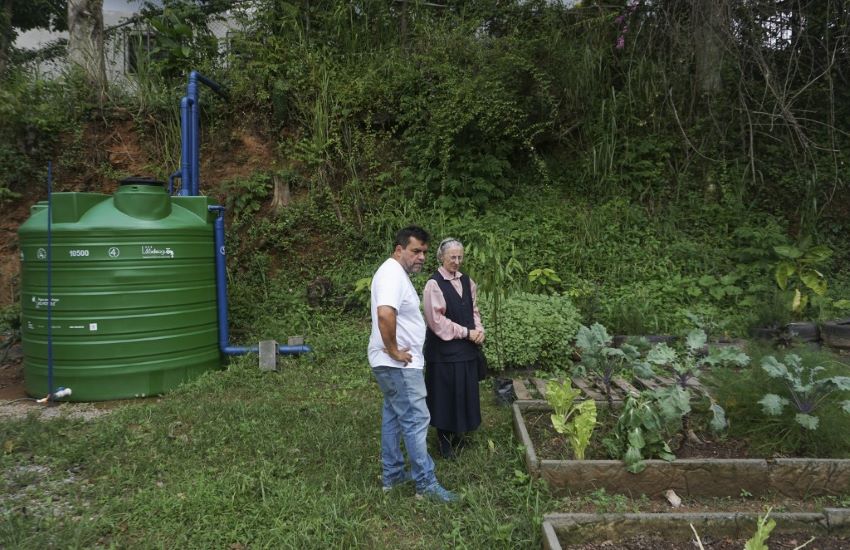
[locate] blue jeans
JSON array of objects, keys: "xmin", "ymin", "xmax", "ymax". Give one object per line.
[{"xmin": 371, "ymin": 366, "xmax": 437, "ymax": 492}]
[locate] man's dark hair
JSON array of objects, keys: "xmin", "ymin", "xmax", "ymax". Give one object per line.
[{"xmin": 394, "ymin": 226, "xmax": 430, "ymax": 248}]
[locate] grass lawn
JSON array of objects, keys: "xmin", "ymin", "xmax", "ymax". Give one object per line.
[{"xmin": 0, "ymin": 318, "xmax": 552, "ymax": 549}]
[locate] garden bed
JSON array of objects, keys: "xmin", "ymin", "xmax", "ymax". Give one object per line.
[
  {"xmin": 513, "ymin": 400, "xmax": 850, "ymax": 499},
  {"xmin": 541, "ymin": 509, "xmax": 850, "ymax": 550}
]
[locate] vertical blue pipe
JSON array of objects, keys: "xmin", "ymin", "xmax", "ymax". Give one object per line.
[
  {"xmin": 211, "ymin": 206, "xmax": 254, "ymax": 354},
  {"xmin": 179, "ymin": 97, "xmax": 192, "ymax": 196},
  {"xmin": 46, "ymin": 161, "xmax": 54, "ymax": 400},
  {"xmin": 209, "ymin": 206, "xmax": 311, "ymax": 356},
  {"xmin": 189, "ymin": 71, "xmax": 200, "ymax": 196}
]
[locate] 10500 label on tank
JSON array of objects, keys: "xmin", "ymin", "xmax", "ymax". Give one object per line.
[{"xmin": 21, "ymin": 243, "xmax": 213, "ymax": 261}]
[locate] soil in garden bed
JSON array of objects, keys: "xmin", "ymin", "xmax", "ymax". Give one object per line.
[
  {"xmin": 562, "ymin": 531, "xmax": 849, "ymax": 549},
  {"xmin": 525, "ymin": 409, "xmax": 755, "ymax": 462},
  {"xmin": 554, "ymin": 490, "xmax": 849, "ymax": 515}
]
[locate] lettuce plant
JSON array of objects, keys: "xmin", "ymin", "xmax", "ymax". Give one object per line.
[
  {"xmin": 758, "ymin": 354, "xmax": 850, "ymax": 430},
  {"xmin": 546, "ymin": 379, "xmax": 597, "ymax": 460}
]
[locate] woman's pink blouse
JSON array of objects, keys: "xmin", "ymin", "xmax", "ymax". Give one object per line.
[{"xmin": 423, "ymin": 266, "xmax": 484, "ymax": 341}]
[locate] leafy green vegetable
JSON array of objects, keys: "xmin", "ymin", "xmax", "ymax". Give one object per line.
[
  {"xmin": 758, "ymin": 353, "xmax": 850, "ymax": 430},
  {"xmin": 575, "ymin": 323, "xmax": 640, "ymax": 406},
  {"xmin": 546, "ymin": 380, "xmax": 597, "ymax": 460},
  {"xmin": 602, "ymin": 392, "xmax": 677, "ymax": 473},
  {"xmin": 744, "ymin": 508, "xmax": 776, "ymax": 550}
]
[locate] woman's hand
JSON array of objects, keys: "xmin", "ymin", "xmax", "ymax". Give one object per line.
[{"xmin": 468, "ymin": 329, "xmax": 485, "ymax": 345}]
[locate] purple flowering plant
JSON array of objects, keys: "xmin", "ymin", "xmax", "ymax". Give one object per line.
[{"xmin": 615, "ymin": 0, "xmax": 641, "ymax": 49}]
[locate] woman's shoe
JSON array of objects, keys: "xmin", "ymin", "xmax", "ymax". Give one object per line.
[{"xmin": 438, "ymin": 430, "xmax": 456, "ymax": 459}]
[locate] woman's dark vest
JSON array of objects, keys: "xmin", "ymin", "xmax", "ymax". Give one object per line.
[{"xmin": 424, "ymin": 271, "xmax": 479, "ymax": 363}]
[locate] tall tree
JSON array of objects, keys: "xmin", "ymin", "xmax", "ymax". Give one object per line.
[
  {"xmin": 693, "ymin": 0, "xmax": 726, "ymax": 95},
  {"xmin": 0, "ymin": 0, "xmax": 66, "ymax": 76},
  {"xmin": 67, "ymin": 0, "xmax": 106, "ymax": 102}
]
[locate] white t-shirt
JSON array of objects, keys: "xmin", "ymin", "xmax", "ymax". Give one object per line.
[{"xmin": 368, "ymin": 258, "xmax": 426, "ymax": 369}]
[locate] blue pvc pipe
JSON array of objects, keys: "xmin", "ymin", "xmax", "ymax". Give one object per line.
[
  {"xmin": 211, "ymin": 207, "xmax": 238, "ymax": 354},
  {"xmin": 168, "ymin": 170, "xmax": 181, "ymax": 196},
  {"xmin": 278, "ymin": 345, "xmax": 313, "ymax": 355},
  {"xmin": 179, "ymin": 97, "xmax": 192, "ymax": 196},
  {"xmin": 210, "ymin": 206, "xmax": 312, "ymax": 357},
  {"xmin": 46, "ymin": 161, "xmax": 54, "ymax": 400},
  {"xmin": 178, "ymin": 71, "xmax": 229, "ymax": 197},
  {"xmin": 179, "ymin": 73, "xmax": 311, "ymax": 358},
  {"xmin": 189, "ymin": 74, "xmax": 200, "ymax": 196}
]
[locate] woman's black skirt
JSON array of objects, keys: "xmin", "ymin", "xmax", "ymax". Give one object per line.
[{"xmin": 424, "ymin": 358, "xmax": 481, "ymax": 433}]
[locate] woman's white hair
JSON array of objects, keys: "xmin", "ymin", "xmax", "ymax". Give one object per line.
[{"xmin": 436, "ymin": 237, "xmax": 464, "ymax": 261}]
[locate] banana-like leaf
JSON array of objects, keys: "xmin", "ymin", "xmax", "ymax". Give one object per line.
[
  {"xmin": 791, "ymin": 288, "xmax": 803, "ymax": 312},
  {"xmin": 799, "ymin": 268, "xmax": 827, "ymax": 295},
  {"xmin": 805, "ymin": 245, "xmax": 833, "ymax": 262},
  {"xmin": 774, "ymin": 245, "xmax": 802, "ymax": 259},
  {"xmin": 774, "ymin": 261, "xmax": 795, "ymax": 290}
]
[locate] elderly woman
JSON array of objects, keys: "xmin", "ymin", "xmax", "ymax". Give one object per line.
[{"xmin": 423, "ymin": 238, "xmax": 485, "ymax": 459}]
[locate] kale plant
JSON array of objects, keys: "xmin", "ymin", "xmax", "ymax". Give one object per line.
[
  {"xmin": 575, "ymin": 323, "xmax": 640, "ymax": 408},
  {"xmin": 635, "ymin": 329, "xmax": 747, "ymax": 443},
  {"xmin": 758, "ymin": 354, "xmax": 850, "ymax": 430}
]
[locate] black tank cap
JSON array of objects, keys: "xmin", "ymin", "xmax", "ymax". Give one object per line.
[{"xmin": 119, "ymin": 177, "xmax": 164, "ymax": 186}]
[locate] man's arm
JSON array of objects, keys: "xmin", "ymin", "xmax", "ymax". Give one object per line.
[{"xmin": 377, "ymin": 305, "xmax": 413, "ymax": 364}]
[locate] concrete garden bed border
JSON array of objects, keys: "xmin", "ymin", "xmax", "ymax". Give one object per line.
[
  {"xmin": 513, "ymin": 400, "xmax": 850, "ymax": 499},
  {"xmin": 541, "ymin": 509, "xmax": 850, "ymax": 550}
]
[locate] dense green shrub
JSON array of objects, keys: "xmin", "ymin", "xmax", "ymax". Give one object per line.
[
  {"xmin": 480, "ymin": 292, "xmax": 580, "ymax": 372},
  {"xmin": 0, "ymin": 71, "xmax": 83, "ymax": 200}
]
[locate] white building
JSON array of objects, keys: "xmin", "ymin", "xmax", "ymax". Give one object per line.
[{"xmin": 14, "ymin": 0, "xmax": 243, "ymax": 81}]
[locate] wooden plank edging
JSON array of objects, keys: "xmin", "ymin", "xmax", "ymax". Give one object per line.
[
  {"xmin": 513, "ymin": 401, "xmax": 850, "ymax": 499},
  {"xmin": 513, "ymin": 379, "xmax": 533, "ymax": 401},
  {"xmin": 542, "ymin": 509, "xmax": 850, "ymax": 547},
  {"xmin": 511, "ymin": 402, "xmax": 539, "ymax": 475}
]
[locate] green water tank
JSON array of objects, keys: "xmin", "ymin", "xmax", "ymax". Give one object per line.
[{"xmin": 18, "ymin": 179, "xmax": 221, "ymax": 401}]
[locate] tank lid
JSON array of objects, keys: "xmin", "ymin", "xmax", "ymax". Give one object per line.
[{"xmin": 120, "ymin": 177, "xmax": 164, "ymax": 187}]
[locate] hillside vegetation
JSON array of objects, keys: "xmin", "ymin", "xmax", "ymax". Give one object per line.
[
  {"xmin": 4, "ymin": 3, "xmax": 850, "ymax": 547},
  {"xmin": 2, "ymin": 0, "xmax": 850, "ymax": 360}
]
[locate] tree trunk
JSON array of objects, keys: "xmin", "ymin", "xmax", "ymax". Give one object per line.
[
  {"xmin": 693, "ymin": 0, "xmax": 725, "ymax": 96},
  {"xmin": 270, "ymin": 173, "xmax": 291, "ymax": 212},
  {"xmin": 67, "ymin": 0, "xmax": 107, "ymax": 103}
]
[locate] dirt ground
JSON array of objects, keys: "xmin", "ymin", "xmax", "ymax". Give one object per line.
[
  {"xmin": 0, "ymin": 339, "xmax": 24, "ymax": 400},
  {"xmin": 0, "ymin": 119, "xmax": 278, "ymax": 310},
  {"xmin": 0, "ymin": 339, "xmax": 115, "ymax": 421}
]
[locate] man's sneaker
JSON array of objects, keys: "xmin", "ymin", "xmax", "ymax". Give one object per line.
[
  {"xmin": 382, "ymin": 470, "xmax": 413, "ymax": 493},
  {"xmin": 415, "ymin": 483, "xmax": 458, "ymax": 503}
]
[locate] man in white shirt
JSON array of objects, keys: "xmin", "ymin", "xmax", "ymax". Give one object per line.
[{"xmin": 368, "ymin": 226, "xmax": 457, "ymax": 503}]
